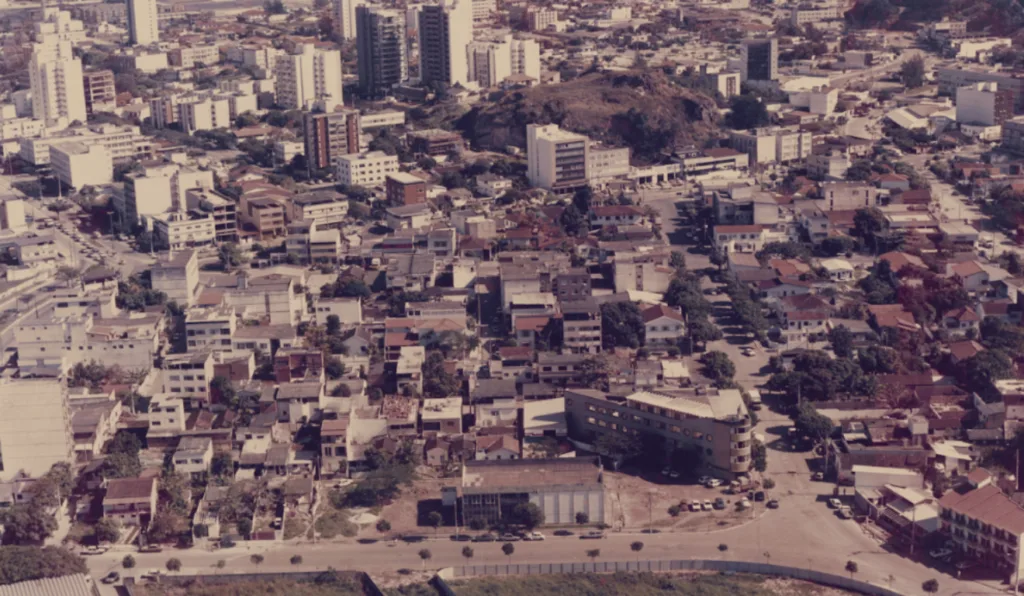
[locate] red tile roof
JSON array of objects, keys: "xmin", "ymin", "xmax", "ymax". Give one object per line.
[
  {"xmin": 642, "ymin": 304, "xmax": 684, "ymax": 323},
  {"xmin": 939, "ymin": 482, "xmax": 1024, "ymax": 535}
]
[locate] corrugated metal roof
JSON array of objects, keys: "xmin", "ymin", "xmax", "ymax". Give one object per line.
[{"xmin": 0, "ymin": 574, "xmax": 95, "ymax": 596}]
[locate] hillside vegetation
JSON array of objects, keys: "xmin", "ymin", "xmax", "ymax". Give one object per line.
[{"xmin": 457, "ymin": 70, "xmax": 719, "ymax": 163}]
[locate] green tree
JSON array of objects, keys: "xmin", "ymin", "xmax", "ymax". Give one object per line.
[
  {"xmin": 792, "ymin": 402, "xmax": 834, "ymax": 443},
  {"xmin": 291, "ymin": 554, "xmax": 303, "ymax": 565},
  {"xmin": 630, "ymin": 541, "xmax": 644, "ymax": 561},
  {"xmin": 166, "ymin": 558, "xmax": 182, "ymax": 572},
  {"xmin": 595, "ymin": 431, "xmax": 642, "ymax": 461},
  {"xmin": 236, "ymin": 517, "xmax": 252, "ymax": 538},
  {"xmin": 853, "ymin": 207, "xmax": 886, "ymax": 239},
  {"xmin": 957, "ymin": 350, "xmax": 1014, "ymax": 394},
  {"xmin": 375, "ymin": 519, "xmax": 391, "ymax": 533},
  {"xmin": 669, "ymin": 251, "xmax": 686, "ymax": 271},
  {"xmin": 828, "ymin": 325, "xmax": 853, "ymax": 358},
  {"xmin": 511, "ymin": 502, "xmax": 545, "ymax": 530},
  {"xmin": 417, "ymin": 548, "xmax": 432, "ymax": 569},
  {"xmin": 575, "ymin": 512, "xmax": 589, "ymax": 525},
  {"xmin": 700, "ymin": 351, "xmax": 735, "ymax": 386},
  {"xmin": 501, "ymin": 542, "xmax": 515, "ymax": 563},
  {"xmin": 427, "ymin": 511, "xmax": 443, "ymax": 536},
  {"xmin": 462, "ymin": 546, "xmax": 474, "ymax": 561},
  {"xmin": 845, "ymin": 560, "xmax": 858, "ymax": 579},
  {"xmin": 210, "ymin": 376, "xmax": 236, "ymax": 407},
  {"xmin": 325, "ymin": 314, "xmax": 342, "ymax": 336},
  {"xmin": 217, "ymin": 243, "xmax": 248, "ymax": 270},
  {"xmin": 922, "ymin": 578, "xmax": 939, "ymax": 593},
  {"xmin": 687, "ymin": 318, "xmax": 723, "ymax": 346},
  {"xmin": 0, "ymin": 503, "xmax": 58, "ymax": 544},
  {"xmin": 211, "ymin": 452, "xmax": 234, "ymax": 477},
  {"xmin": 0, "ymin": 547, "xmax": 87, "ymax": 584},
  {"xmin": 751, "ymin": 439, "xmax": 767, "ymax": 473},
  {"xmin": 250, "ymin": 554, "xmax": 264, "ymax": 566},
  {"xmin": 100, "ymin": 452, "xmax": 141, "ymax": 480},
  {"xmin": 560, "ymin": 203, "xmax": 587, "ymax": 237},
  {"xmin": 600, "ymin": 302, "xmax": 645, "ymax": 349},
  {"xmin": 585, "ymin": 548, "xmax": 601, "ymax": 562},
  {"xmin": 424, "ymin": 351, "xmax": 460, "ymax": 398},
  {"xmin": 122, "ymin": 554, "xmax": 136, "ymax": 569},
  {"xmin": 94, "ymin": 518, "xmax": 121, "ymax": 543},
  {"xmin": 900, "ymin": 55, "xmax": 925, "ymax": 88},
  {"xmin": 727, "ymin": 94, "xmax": 770, "ymax": 130}
]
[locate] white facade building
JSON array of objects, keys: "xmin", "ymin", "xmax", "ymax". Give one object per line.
[
  {"xmin": 336, "ymin": 151, "xmax": 399, "ymax": 186},
  {"xmin": 957, "ymin": 82, "xmax": 1012, "ymax": 127},
  {"xmin": 127, "ymin": 0, "xmax": 159, "ymax": 45},
  {"xmin": 274, "ymin": 44, "xmax": 344, "ymax": 110},
  {"xmin": 527, "ymin": 124, "xmax": 590, "ymax": 191},
  {"xmin": 729, "ymin": 127, "xmax": 812, "ymax": 165},
  {"xmin": 50, "ymin": 142, "xmax": 112, "ymax": 189},
  {"xmin": 334, "ymin": 0, "xmax": 364, "ymax": 40},
  {"xmin": 29, "ymin": 12, "xmax": 87, "ymax": 126},
  {"xmin": 0, "ymin": 378, "xmax": 73, "ymax": 482},
  {"xmin": 418, "ymin": 0, "xmax": 473, "ymax": 87},
  {"xmin": 468, "ymin": 35, "xmax": 540, "ymax": 87}
]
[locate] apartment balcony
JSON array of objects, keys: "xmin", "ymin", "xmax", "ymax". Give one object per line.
[
  {"xmin": 731, "ymin": 444, "xmax": 751, "ymax": 457},
  {"xmin": 732, "ymin": 429, "xmax": 752, "ymax": 442},
  {"xmin": 730, "ymin": 459, "xmax": 750, "ymax": 473}
]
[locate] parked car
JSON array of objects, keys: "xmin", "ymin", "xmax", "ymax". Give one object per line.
[
  {"xmin": 713, "ymin": 497, "xmax": 726, "ymax": 510},
  {"xmin": 697, "ymin": 476, "xmax": 711, "ymax": 485},
  {"xmin": 753, "ymin": 490, "xmax": 766, "ymax": 502},
  {"xmin": 580, "ymin": 531, "xmax": 605, "ymax": 539},
  {"xmin": 472, "ymin": 534, "xmax": 496, "ymax": 542},
  {"xmin": 767, "ymin": 499, "xmax": 779, "ymax": 509},
  {"xmin": 450, "ymin": 534, "xmax": 472, "ymax": 542},
  {"xmin": 101, "ymin": 572, "xmax": 120, "ymax": 585},
  {"xmin": 553, "ymin": 530, "xmax": 574, "ymax": 537},
  {"xmin": 738, "ymin": 498, "xmax": 751, "ymax": 509},
  {"xmin": 522, "ymin": 532, "xmax": 545, "ymax": 541},
  {"xmin": 498, "ymin": 534, "xmax": 520, "ymax": 542},
  {"xmin": 705, "ymin": 478, "xmax": 722, "ymax": 488},
  {"xmin": 140, "ymin": 570, "xmax": 162, "ymax": 582},
  {"xmin": 702, "ymin": 500, "xmax": 713, "ymax": 511},
  {"xmin": 689, "ymin": 499, "xmax": 701, "ymax": 511},
  {"xmin": 812, "ymin": 472, "xmax": 824, "ymax": 481},
  {"xmin": 827, "ymin": 498, "xmax": 842, "ymax": 509},
  {"xmin": 837, "ymin": 506, "xmax": 853, "ymax": 519}
]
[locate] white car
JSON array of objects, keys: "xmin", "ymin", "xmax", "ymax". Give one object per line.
[
  {"xmin": 689, "ymin": 499, "xmax": 702, "ymax": 511},
  {"xmin": 140, "ymin": 569, "xmax": 162, "ymax": 581},
  {"xmin": 702, "ymin": 500, "xmax": 713, "ymax": 511},
  {"xmin": 828, "ymin": 498, "xmax": 842, "ymax": 509},
  {"xmin": 705, "ymin": 478, "xmax": 722, "ymax": 488},
  {"xmin": 697, "ymin": 476, "xmax": 711, "ymax": 485},
  {"xmin": 523, "ymin": 532, "xmax": 545, "ymax": 541}
]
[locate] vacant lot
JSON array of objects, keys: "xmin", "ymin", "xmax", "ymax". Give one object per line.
[
  {"xmin": 604, "ymin": 471, "xmax": 762, "ymax": 532},
  {"xmin": 443, "ymin": 571, "xmax": 853, "ymax": 596},
  {"xmin": 135, "ymin": 572, "xmax": 370, "ymax": 596}
]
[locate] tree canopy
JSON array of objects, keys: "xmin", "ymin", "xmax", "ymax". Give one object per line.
[
  {"xmin": 0, "ymin": 547, "xmax": 86, "ymax": 584},
  {"xmin": 600, "ymin": 302, "xmax": 645, "ymax": 349},
  {"xmin": 727, "ymin": 94, "xmax": 770, "ymax": 130}
]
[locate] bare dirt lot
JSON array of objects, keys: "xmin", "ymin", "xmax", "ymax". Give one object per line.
[{"xmin": 604, "ymin": 471, "xmax": 764, "ymax": 532}]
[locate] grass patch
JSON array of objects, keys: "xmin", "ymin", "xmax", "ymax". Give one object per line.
[
  {"xmin": 135, "ymin": 573, "xmax": 366, "ymax": 595},
  {"xmin": 315, "ymin": 508, "xmax": 358, "ymax": 539},
  {"xmin": 284, "ymin": 517, "xmax": 306, "ymax": 541},
  {"xmin": 444, "ymin": 572, "xmax": 834, "ymax": 596}
]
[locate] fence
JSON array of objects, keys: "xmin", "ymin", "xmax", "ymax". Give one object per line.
[{"xmin": 440, "ymin": 559, "xmax": 902, "ymax": 596}]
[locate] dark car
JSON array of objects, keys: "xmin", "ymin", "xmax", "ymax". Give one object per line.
[
  {"xmin": 713, "ymin": 497, "xmax": 727, "ymax": 510},
  {"xmin": 553, "ymin": 530, "xmax": 575, "ymax": 537},
  {"xmin": 498, "ymin": 533, "xmax": 520, "ymax": 542},
  {"xmin": 450, "ymin": 534, "xmax": 472, "ymax": 542},
  {"xmin": 101, "ymin": 572, "xmax": 120, "ymax": 585},
  {"xmin": 767, "ymin": 499, "xmax": 780, "ymax": 509},
  {"xmin": 472, "ymin": 534, "xmax": 496, "ymax": 542},
  {"xmin": 401, "ymin": 535, "xmax": 427, "ymax": 543},
  {"xmin": 754, "ymin": 491, "xmax": 766, "ymax": 502},
  {"xmin": 580, "ymin": 531, "xmax": 605, "ymax": 539}
]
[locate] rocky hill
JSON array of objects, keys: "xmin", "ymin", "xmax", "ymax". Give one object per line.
[{"xmin": 457, "ymin": 70, "xmax": 720, "ymax": 163}]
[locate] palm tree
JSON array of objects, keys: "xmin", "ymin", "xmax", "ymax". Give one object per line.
[
  {"xmin": 630, "ymin": 541, "xmax": 644, "ymax": 562},
  {"xmin": 845, "ymin": 560, "xmax": 858, "ymax": 580},
  {"xmin": 500, "ymin": 542, "xmax": 514, "ymax": 564},
  {"xmin": 585, "ymin": 548, "xmax": 600, "ymax": 564},
  {"xmin": 418, "ymin": 548, "xmax": 432, "ymax": 569}
]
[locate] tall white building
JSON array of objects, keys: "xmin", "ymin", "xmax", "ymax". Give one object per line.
[
  {"xmin": 419, "ymin": 0, "xmax": 473, "ymax": 87},
  {"xmin": 29, "ymin": 10, "xmax": 87, "ymax": 126},
  {"xmin": 0, "ymin": 377, "xmax": 73, "ymax": 482},
  {"xmin": 50, "ymin": 142, "xmax": 113, "ymax": 189},
  {"xmin": 127, "ymin": 0, "xmax": 159, "ymax": 46},
  {"xmin": 334, "ymin": 0, "xmax": 365, "ymax": 40},
  {"xmin": 527, "ymin": 124, "xmax": 590, "ymax": 191},
  {"xmin": 468, "ymin": 35, "xmax": 540, "ymax": 87},
  {"xmin": 274, "ymin": 44, "xmax": 344, "ymax": 110}
]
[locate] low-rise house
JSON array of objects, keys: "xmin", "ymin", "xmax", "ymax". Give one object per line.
[
  {"xmin": 642, "ymin": 304, "xmax": 685, "ymax": 348},
  {"xmin": 320, "ymin": 417, "xmax": 348, "ymax": 478},
  {"xmin": 103, "ymin": 476, "xmax": 158, "ymax": 526},
  {"xmin": 537, "ymin": 352, "xmax": 586, "ymax": 384},
  {"xmin": 949, "ymin": 260, "xmax": 990, "ymax": 292},
  {"xmin": 591, "ymin": 205, "xmax": 643, "ymax": 228},
  {"xmin": 942, "ymin": 306, "xmax": 981, "ymax": 337},
  {"xmin": 523, "ymin": 397, "xmax": 567, "ymax": 440},
  {"xmin": 475, "ymin": 434, "xmax": 521, "ymax": 460},
  {"xmin": 172, "ymin": 437, "xmax": 213, "ymax": 480},
  {"xmin": 70, "ymin": 399, "xmax": 122, "ymax": 463},
  {"xmin": 421, "ymin": 397, "xmax": 463, "ymax": 435},
  {"xmin": 820, "ymin": 258, "xmax": 855, "ymax": 282},
  {"xmin": 562, "ymin": 298, "xmax": 602, "ymax": 354}
]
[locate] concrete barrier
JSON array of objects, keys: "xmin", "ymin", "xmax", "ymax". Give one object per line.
[{"xmin": 442, "ymin": 558, "xmax": 901, "ymax": 596}]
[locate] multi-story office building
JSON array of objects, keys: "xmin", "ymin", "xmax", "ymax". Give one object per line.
[
  {"xmin": 151, "ymin": 249, "xmax": 200, "ymax": 307},
  {"xmin": 938, "ymin": 67, "xmax": 1024, "ymax": 111},
  {"xmin": 336, "ymin": 151, "xmax": 399, "ymax": 186},
  {"xmin": 275, "ymin": 44, "xmax": 344, "ymax": 110},
  {"xmin": 240, "ymin": 196, "xmax": 287, "ymax": 239},
  {"xmin": 20, "ymin": 124, "xmax": 153, "ymax": 166},
  {"xmin": 0, "ymin": 377, "xmax": 73, "ymax": 482},
  {"xmin": 472, "ymin": 0, "xmax": 496, "ymax": 22},
  {"xmin": 356, "ymin": 6, "xmax": 408, "ymax": 98},
  {"xmin": 186, "ymin": 188, "xmax": 237, "ymax": 242},
  {"xmin": 82, "ymin": 70, "xmax": 115, "ymax": 115},
  {"xmin": 418, "ymin": 0, "xmax": 473, "ymax": 87},
  {"xmin": 29, "ymin": 12, "xmax": 87, "ymax": 126},
  {"xmin": 161, "ymin": 351, "xmax": 215, "ymax": 409},
  {"xmin": 334, "ymin": 0, "xmax": 364, "ymax": 40},
  {"xmin": 291, "ymin": 190, "xmax": 350, "ymax": 229},
  {"xmin": 115, "ymin": 163, "xmax": 213, "ymax": 230},
  {"xmin": 957, "ymin": 82, "xmax": 1014, "ymax": 126},
  {"xmin": 561, "ymin": 298, "xmax": 601, "ymax": 354},
  {"xmin": 185, "ymin": 306, "xmax": 237, "ymax": 352},
  {"xmin": 741, "ymin": 38, "xmax": 778, "ymax": 82},
  {"xmin": 386, "ymin": 172, "xmax": 427, "ymax": 206},
  {"xmin": 1002, "ymin": 116, "xmax": 1024, "ymax": 154},
  {"xmin": 50, "ymin": 142, "xmax": 112, "ymax": 189},
  {"xmin": 407, "ymin": 129, "xmax": 464, "ymax": 155},
  {"xmin": 587, "ymin": 145, "xmax": 631, "ymax": 185},
  {"xmin": 526, "ymin": 8, "xmax": 558, "ymax": 31},
  {"xmin": 151, "ymin": 211, "xmax": 216, "ymax": 250},
  {"xmin": 303, "ymin": 108, "xmax": 361, "ymax": 175},
  {"xmin": 467, "ymin": 35, "xmax": 540, "ymax": 87},
  {"xmin": 729, "ymin": 127, "xmax": 812, "ymax": 165},
  {"xmin": 177, "ymin": 96, "xmax": 231, "ymax": 134},
  {"xmin": 565, "ymin": 387, "xmax": 753, "ymax": 478},
  {"xmin": 127, "ymin": 0, "xmax": 158, "ymax": 45},
  {"xmin": 168, "ymin": 46, "xmax": 221, "ymax": 69},
  {"xmin": 14, "ymin": 310, "xmax": 160, "ymax": 371},
  {"xmin": 939, "ymin": 473, "xmax": 1024, "ymax": 582},
  {"xmin": 790, "ymin": 4, "xmax": 842, "ymax": 26},
  {"xmin": 526, "ymin": 123, "xmax": 589, "ymax": 192}
]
